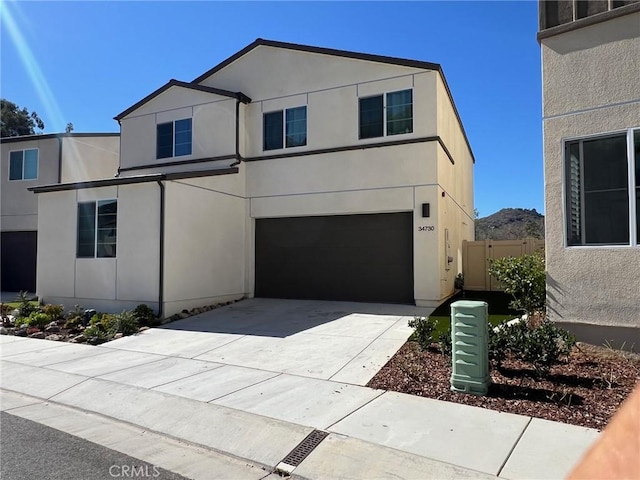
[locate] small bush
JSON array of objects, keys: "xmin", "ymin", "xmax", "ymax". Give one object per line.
[
  {"xmin": 27, "ymin": 312, "xmax": 49, "ymax": 330},
  {"xmin": 488, "ymin": 321, "xmax": 511, "ymax": 367},
  {"xmin": 82, "ymin": 324, "xmax": 112, "ymax": 345},
  {"xmin": 64, "ymin": 316, "xmax": 82, "ymax": 330},
  {"xmin": 488, "ymin": 252, "xmax": 546, "ymax": 316},
  {"xmin": 114, "ymin": 311, "xmax": 139, "ymax": 336},
  {"xmin": 132, "ymin": 304, "xmax": 156, "ymax": 327},
  {"xmin": 16, "ymin": 291, "xmax": 37, "ymax": 318},
  {"xmin": 488, "ymin": 319, "xmax": 576, "ymax": 376},
  {"xmin": 65, "ymin": 304, "xmax": 85, "ymax": 320},
  {"xmin": 408, "ymin": 316, "xmax": 437, "ymax": 350},
  {"xmin": 42, "ymin": 304, "xmax": 64, "ymax": 322},
  {"xmin": 437, "ymin": 327, "xmax": 452, "ymax": 355},
  {"xmin": 90, "ymin": 313, "xmax": 117, "ymax": 333},
  {"xmin": 14, "ymin": 317, "xmax": 28, "ymax": 328},
  {"xmin": 521, "ymin": 320, "xmax": 576, "ymax": 375}
]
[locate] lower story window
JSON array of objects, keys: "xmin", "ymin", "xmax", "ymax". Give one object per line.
[
  {"xmin": 565, "ymin": 128, "xmax": 639, "ymax": 246},
  {"xmin": 77, "ymin": 200, "xmax": 117, "ymax": 258}
]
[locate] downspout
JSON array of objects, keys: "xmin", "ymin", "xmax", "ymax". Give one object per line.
[
  {"xmin": 156, "ymin": 180, "xmax": 165, "ymax": 318},
  {"xmin": 230, "ymin": 100, "xmax": 242, "ymax": 167}
]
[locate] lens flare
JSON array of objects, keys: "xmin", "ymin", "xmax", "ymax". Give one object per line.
[{"xmin": 1, "ymin": 0, "xmax": 66, "ymax": 132}]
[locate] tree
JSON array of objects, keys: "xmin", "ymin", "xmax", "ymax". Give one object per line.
[
  {"xmin": 488, "ymin": 251, "xmax": 546, "ymax": 317},
  {"xmin": 1, "ymin": 99, "xmax": 45, "ymax": 137}
]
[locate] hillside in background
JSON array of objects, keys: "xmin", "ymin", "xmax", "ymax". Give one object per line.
[{"xmin": 475, "ymin": 208, "xmax": 544, "ymax": 240}]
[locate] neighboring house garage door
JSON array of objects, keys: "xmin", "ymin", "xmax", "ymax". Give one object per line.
[
  {"xmin": 1, "ymin": 231, "xmax": 37, "ymax": 293},
  {"xmin": 255, "ymin": 212, "xmax": 414, "ymax": 304}
]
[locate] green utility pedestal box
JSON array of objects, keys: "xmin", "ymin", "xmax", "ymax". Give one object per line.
[{"xmin": 450, "ymin": 300, "xmax": 490, "ymax": 395}]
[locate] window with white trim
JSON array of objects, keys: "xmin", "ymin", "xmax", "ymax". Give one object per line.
[
  {"xmin": 359, "ymin": 89, "xmax": 413, "ymax": 140},
  {"xmin": 564, "ymin": 128, "xmax": 639, "ymax": 246},
  {"xmin": 157, "ymin": 118, "xmax": 192, "ymax": 159},
  {"xmin": 263, "ymin": 106, "xmax": 307, "ymax": 151},
  {"xmin": 9, "ymin": 148, "xmax": 38, "ymax": 180},
  {"xmin": 77, "ymin": 200, "xmax": 117, "ymax": 258}
]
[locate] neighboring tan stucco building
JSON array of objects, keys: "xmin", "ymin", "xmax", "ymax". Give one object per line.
[
  {"xmin": 31, "ymin": 39, "xmax": 475, "ymax": 317},
  {"xmin": 0, "ymin": 133, "xmax": 119, "ymax": 292},
  {"xmin": 539, "ymin": 1, "xmax": 640, "ymax": 346}
]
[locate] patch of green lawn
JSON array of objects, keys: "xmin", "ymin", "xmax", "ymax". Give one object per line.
[
  {"xmin": 2, "ymin": 300, "xmax": 38, "ymax": 310},
  {"xmin": 409, "ymin": 290, "xmax": 522, "ymax": 338}
]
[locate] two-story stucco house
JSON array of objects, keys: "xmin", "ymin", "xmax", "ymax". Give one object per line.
[
  {"xmin": 1, "ymin": 133, "xmax": 119, "ymax": 292},
  {"xmin": 539, "ymin": 1, "xmax": 640, "ymax": 346},
  {"xmin": 31, "ymin": 39, "xmax": 475, "ymax": 317}
]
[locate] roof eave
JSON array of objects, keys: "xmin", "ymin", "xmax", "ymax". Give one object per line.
[{"xmin": 114, "ymin": 79, "xmax": 250, "ymax": 121}]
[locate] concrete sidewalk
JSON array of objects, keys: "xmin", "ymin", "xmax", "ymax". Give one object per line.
[{"xmin": 0, "ymin": 300, "xmax": 600, "ymax": 479}]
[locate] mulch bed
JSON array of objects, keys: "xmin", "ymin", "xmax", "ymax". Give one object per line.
[{"xmin": 367, "ymin": 341, "xmax": 640, "ymax": 430}]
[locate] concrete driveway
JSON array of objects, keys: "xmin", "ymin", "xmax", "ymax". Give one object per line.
[
  {"xmin": 108, "ymin": 298, "xmax": 433, "ymax": 385},
  {"xmin": 1, "ymin": 298, "xmax": 599, "ymax": 478}
]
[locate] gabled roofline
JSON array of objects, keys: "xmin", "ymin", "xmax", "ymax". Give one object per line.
[
  {"xmin": 192, "ymin": 38, "xmax": 442, "ymax": 84},
  {"xmin": 0, "ymin": 132, "xmax": 119, "ymax": 144},
  {"xmin": 191, "ymin": 38, "xmax": 475, "ymax": 163},
  {"xmin": 113, "ymin": 79, "xmax": 251, "ymax": 122}
]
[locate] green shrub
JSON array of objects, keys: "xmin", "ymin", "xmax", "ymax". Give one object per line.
[
  {"xmin": 488, "ymin": 252, "xmax": 546, "ymax": 316},
  {"xmin": 90, "ymin": 313, "xmax": 117, "ymax": 333},
  {"xmin": 132, "ymin": 304, "xmax": 156, "ymax": 326},
  {"xmin": 82, "ymin": 324, "xmax": 112, "ymax": 345},
  {"xmin": 65, "ymin": 304, "xmax": 85, "ymax": 320},
  {"xmin": 408, "ymin": 316, "xmax": 437, "ymax": 350},
  {"xmin": 42, "ymin": 304, "xmax": 64, "ymax": 322},
  {"xmin": 114, "ymin": 311, "xmax": 139, "ymax": 336},
  {"xmin": 437, "ymin": 327, "xmax": 452, "ymax": 355},
  {"xmin": 14, "ymin": 317, "xmax": 28, "ymax": 328},
  {"xmin": 15, "ymin": 291, "xmax": 37, "ymax": 318},
  {"xmin": 520, "ymin": 320, "xmax": 576, "ymax": 375},
  {"xmin": 488, "ymin": 319, "xmax": 575, "ymax": 376},
  {"xmin": 488, "ymin": 321, "xmax": 511, "ymax": 367},
  {"xmin": 64, "ymin": 316, "xmax": 82, "ymax": 330},
  {"xmin": 27, "ymin": 312, "xmax": 49, "ymax": 330}
]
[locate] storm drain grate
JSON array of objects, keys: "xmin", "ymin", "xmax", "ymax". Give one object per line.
[{"xmin": 277, "ymin": 429, "xmax": 329, "ymax": 472}]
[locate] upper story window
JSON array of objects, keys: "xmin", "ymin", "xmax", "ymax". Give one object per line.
[
  {"xmin": 157, "ymin": 118, "xmax": 192, "ymax": 159},
  {"xmin": 77, "ymin": 200, "xmax": 118, "ymax": 258},
  {"xmin": 263, "ymin": 106, "xmax": 307, "ymax": 151},
  {"xmin": 9, "ymin": 148, "xmax": 38, "ymax": 181},
  {"xmin": 359, "ymin": 89, "xmax": 413, "ymax": 140},
  {"xmin": 565, "ymin": 128, "xmax": 639, "ymax": 246}
]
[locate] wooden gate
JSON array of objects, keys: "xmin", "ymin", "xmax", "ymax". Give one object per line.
[{"xmin": 462, "ymin": 238, "xmax": 544, "ymax": 291}]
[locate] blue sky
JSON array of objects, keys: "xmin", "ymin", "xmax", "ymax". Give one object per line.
[{"xmin": 1, "ymin": 1, "xmax": 543, "ymax": 216}]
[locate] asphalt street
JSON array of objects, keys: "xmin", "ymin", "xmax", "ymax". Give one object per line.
[{"xmin": 0, "ymin": 412, "xmax": 190, "ymax": 480}]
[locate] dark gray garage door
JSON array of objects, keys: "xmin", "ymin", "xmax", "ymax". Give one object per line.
[
  {"xmin": 1, "ymin": 231, "xmax": 37, "ymax": 293},
  {"xmin": 255, "ymin": 212, "xmax": 413, "ymax": 304}
]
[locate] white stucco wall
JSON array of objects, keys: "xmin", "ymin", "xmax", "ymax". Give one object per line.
[
  {"xmin": 1, "ymin": 137, "xmax": 59, "ymax": 231},
  {"xmin": 431, "ymin": 73, "xmax": 476, "ymax": 300},
  {"xmin": 60, "ymin": 136, "xmax": 120, "ymax": 183},
  {"xmin": 240, "ymin": 70, "xmax": 438, "ymax": 158},
  {"xmin": 541, "ymin": 11, "xmax": 640, "ymax": 343},
  {"xmin": 163, "ymin": 173, "xmax": 247, "ymax": 316},
  {"xmin": 119, "ymin": 87, "xmax": 237, "ymax": 173},
  {"xmin": 198, "ymin": 45, "xmax": 426, "ymax": 102},
  {"xmin": 36, "ymin": 183, "xmax": 161, "ymax": 313},
  {"xmin": 1, "ymin": 135, "xmax": 121, "ymax": 232},
  {"xmin": 36, "ymin": 190, "xmax": 77, "ymax": 298}
]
